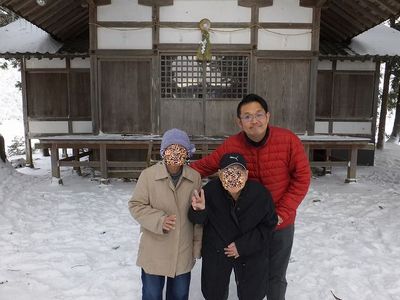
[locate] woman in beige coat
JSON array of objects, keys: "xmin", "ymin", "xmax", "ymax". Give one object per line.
[{"xmin": 129, "ymin": 128, "xmax": 202, "ymax": 300}]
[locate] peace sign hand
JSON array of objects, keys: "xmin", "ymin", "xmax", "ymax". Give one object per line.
[{"xmin": 191, "ymin": 189, "xmax": 205, "ymax": 211}]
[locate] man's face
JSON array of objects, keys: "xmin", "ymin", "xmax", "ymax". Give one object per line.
[
  {"xmin": 219, "ymin": 164, "xmax": 248, "ymax": 195},
  {"xmin": 163, "ymin": 144, "xmax": 188, "ymax": 166},
  {"xmin": 237, "ymin": 101, "xmax": 270, "ymax": 142}
]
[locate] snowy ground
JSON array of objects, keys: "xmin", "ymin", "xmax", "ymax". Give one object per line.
[
  {"xmin": 0, "ymin": 143, "xmax": 399, "ymax": 300},
  {"xmin": 1, "ymin": 57, "xmax": 400, "ymax": 299}
]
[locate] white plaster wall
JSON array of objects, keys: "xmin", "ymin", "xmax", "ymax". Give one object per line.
[
  {"xmin": 97, "ymin": 27, "xmax": 153, "ymax": 49},
  {"xmin": 26, "ymin": 58, "xmax": 66, "ymax": 69},
  {"xmin": 29, "ymin": 121, "xmax": 69, "ymax": 134},
  {"xmin": 336, "ymin": 60, "xmax": 376, "ymax": 71},
  {"xmin": 318, "ymin": 60, "xmax": 333, "ymax": 70},
  {"xmin": 259, "ymin": 0, "xmax": 313, "ymax": 23},
  {"xmin": 72, "ymin": 121, "xmax": 92, "ymax": 133},
  {"xmin": 160, "ymin": 0, "xmax": 251, "ymax": 22},
  {"xmin": 315, "ymin": 121, "xmax": 329, "ymax": 134},
  {"xmin": 70, "ymin": 58, "xmax": 90, "ymax": 69},
  {"xmin": 97, "ymin": 0, "xmax": 152, "ymax": 21},
  {"xmin": 333, "ymin": 121, "xmax": 371, "ymax": 135},
  {"xmin": 258, "ymin": 29, "xmax": 311, "ymax": 50},
  {"xmin": 159, "ymin": 28, "xmax": 250, "ymax": 44},
  {"xmin": 159, "ymin": 28, "xmax": 199, "ymax": 44}
]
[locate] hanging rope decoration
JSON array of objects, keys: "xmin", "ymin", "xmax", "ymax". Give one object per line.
[{"xmin": 196, "ymin": 18, "xmax": 212, "ymax": 62}]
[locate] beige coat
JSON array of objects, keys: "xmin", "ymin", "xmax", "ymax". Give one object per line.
[{"xmin": 128, "ymin": 162, "xmax": 202, "ymax": 277}]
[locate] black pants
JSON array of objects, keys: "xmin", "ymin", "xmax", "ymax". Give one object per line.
[
  {"xmin": 266, "ymin": 224, "xmax": 295, "ymax": 300},
  {"xmin": 201, "ymin": 249, "xmax": 268, "ymax": 300}
]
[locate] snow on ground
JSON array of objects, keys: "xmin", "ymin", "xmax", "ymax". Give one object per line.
[
  {"xmin": 0, "ymin": 143, "xmax": 399, "ymax": 300},
  {"xmin": 1, "ymin": 57, "xmax": 400, "ymax": 299}
]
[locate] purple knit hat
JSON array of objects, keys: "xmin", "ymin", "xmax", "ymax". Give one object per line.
[{"xmin": 160, "ymin": 128, "xmax": 196, "ymax": 158}]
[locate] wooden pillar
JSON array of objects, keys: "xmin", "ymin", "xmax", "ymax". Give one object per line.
[
  {"xmin": 100, "ymin": 144, "xmax": 108, "ymax": 180},
  {"xmin": 345, "ymin": 146, "xmax": 358, "ymax": 183},
  {"xmin": 89, "ymin": 2, "xmax": 99, "ymax": 134},
  {"xmin": 73, "ymin": 148, "xmax": 82, "ymax": 176},
  {"xmin": 21, "ymin": 58, "xmax": 34, "ymax": 167},
  {"xmin": 51, "ymin": 144, "xmax": 63, "ymax": 184}
]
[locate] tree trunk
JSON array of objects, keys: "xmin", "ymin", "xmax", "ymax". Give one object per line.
[
  {"xmin": 377, "ymin": 62, "xmax": 392, "ymax": 149},
  {"xmin": 0, "ymin": 134, "xmax": 6, "ymax": 163},
  {"xmin": 387, "ymin": 93, "xmax": 400, "ymax": 143}
]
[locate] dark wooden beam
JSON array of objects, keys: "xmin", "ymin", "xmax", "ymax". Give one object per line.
[
  {"xmin": 238, "ymin": 0, "xmax": 272, "ymax": 7},
  {"xmin": 94, "ymin": 0, "xmax": 111, "ymax": 5},
  {"xmin": 324, "ymin": 6, "xmax": 364, "ymax": 33},
  {"xmin": 320, "ymin": 19, "xmax": 348, "ymax": 42},
  {"xmin": 258, "ymin": 22, "xmax": 313, "ymax": 29},
  {"xmin": 57, "ymin": 16, "xmax": 88, "ymax": 40},
  {"xmin": 354, "ymin": 0, "xmax": 384, "ymax": 19},
  {"xmin": 13, "ymin": 0, "xmax": 35, "ymax": 12},
  {"xmin": 300, "ymin": 0, "xmax": 327, "ymax": 7},
  {"xmin": 47, "ymin": 8, "xmax": 87, "ymax": 35},
  {"xmin": 27, "ymin": 0, "xmax": 65, "ymax": 21},
  {"xmin": 39, "ymin": 5, "xmax": 81, "ymax": 28},
  {"xmin": 371, "ymin": 0, "xmax": 399, "ymax": 14},
  {"xmin": 51, "ymin": 10, "xmax": 87, "ymax": 36},
  {"xmin": 328, "ymin": 3, "xmax": 371, "ymax": 30},
  {"xmin": 19, "ymin": 3, "xmax": 43, "ymax": 17},
  {"xmin": 138, "ymin": 0, "xmax": 173, "ymax": 6},
  {"xmin": 35, "ymin": 1, "xmax": 75, "ymax": 26},
  {"xmin": 65, "ymin": 25, "xmax": 89, "ymax": 41}
]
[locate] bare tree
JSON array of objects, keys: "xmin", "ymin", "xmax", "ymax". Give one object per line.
[
  {"xmin": 387, "ymin": 92, "xmax": 400, "ymax": 143},
  {"xmin": 387, "ymin": 19, "xmax": 400, "ymax": 144},
  {"xmin": 377, "ymin": 17, "xmax": 399, "ymax": 149},
  {"xmin": 377, "ymin": 61, "xmax": 392, "ymax": 149}
]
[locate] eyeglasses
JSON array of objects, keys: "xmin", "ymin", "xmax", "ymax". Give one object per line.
[{"xmin": 240, "ymin": 112, "xmax": 267, "ymax": 123}]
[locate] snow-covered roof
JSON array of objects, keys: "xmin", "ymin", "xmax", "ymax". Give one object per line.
[
  {"xmin": 0, "ymin": 19, "xmax": 62, "ymax": 55},
  {"xmin": 349, "ymin": 24, "xmax": 400, "ymax": 57}
]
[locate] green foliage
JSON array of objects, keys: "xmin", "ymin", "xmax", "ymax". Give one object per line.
[
  {"xmin": 7, "ymin": 136, "xmax": 25, "ymax": 157},
  {"xmin": 0, "ymin": 58, "xmax": 22, "ymax": 90},
  {"xmin": 15, "ymin": 81, "xmax": 22, "ymax": 91},
  {"xmin": 0, "ymin": 58, "xmax": 21, "ymax": 71},
  {"xmin": 0, "ymin": 6, "xmax": 18, "ymax": 27}
]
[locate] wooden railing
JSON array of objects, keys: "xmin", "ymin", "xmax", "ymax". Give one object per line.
[{"xmin": 37, "ymin": 134, "xmax": 373, "ymax": 184}]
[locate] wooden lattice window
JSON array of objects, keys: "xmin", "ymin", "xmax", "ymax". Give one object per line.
[{"xmin": 160, "ymin": 55, "xmax": 249, "ymax": 99}]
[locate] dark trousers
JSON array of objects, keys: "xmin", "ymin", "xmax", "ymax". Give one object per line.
[
  {"xmin": 141, "ymin": 269, "xmax": 191, "ymax": 300},
  {"xmin": 201, "ymin": 250, "xmax": 268, "ymax": 300},
  {"xmin": 266, "ymin": 224, "xmax": 295, "ymax": 300}
]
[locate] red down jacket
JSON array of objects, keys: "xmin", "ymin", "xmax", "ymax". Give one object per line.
[{"xmin": 190, "ymin": 126, "xmax": 311, "ymax": 230}]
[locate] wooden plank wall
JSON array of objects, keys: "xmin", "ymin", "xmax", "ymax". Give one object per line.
[
  {"xmin": 316, "ymin": 70, "xmax": 375, "ymax": 119},
  {"xmin": 26, "ymin": 70, "xmax": 91, "ymax": 120},
  {"xmin": 255, "ymin": 59, "xmax": 311, "ymax": 133},
  {"xmin": 332, "ymin": 73, "xmax": 375, "ymax": 118},
  {"xmin": 99, "ymin": 60, "xmax": 152, "ymax": 133},
  {"xmin": 69, "ymin": 71, "xmax": 91, "ymax": 118},
  {"xmin": 27, "ymin": 73, "xmax": 68, "ymax": 118}
]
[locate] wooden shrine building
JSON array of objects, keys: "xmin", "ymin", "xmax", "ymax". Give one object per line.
[{"xmin": 1, "ymin": 0, "xmax": 400, "ymax": 180}]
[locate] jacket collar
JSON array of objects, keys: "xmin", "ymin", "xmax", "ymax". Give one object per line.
[
  {"xmin": 243, "ymin": 126, "xmax": 270, "ymax": 147},
  {"xmin": 154, "ymin": 162, "xmax": 196, "ymax": 183}
]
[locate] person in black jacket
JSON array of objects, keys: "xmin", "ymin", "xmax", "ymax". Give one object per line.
[{"xmin": 189, "ymin": 153, "xmax": 278, "ymax": 300}]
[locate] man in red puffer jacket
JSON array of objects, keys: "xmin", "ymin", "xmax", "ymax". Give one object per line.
[{"xmin": 190, "ymin": 93, "xmax": 311, "ymax": 300}]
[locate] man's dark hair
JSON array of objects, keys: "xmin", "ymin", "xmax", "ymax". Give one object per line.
[{"xmin": 236, "ymin": 94, "xmax": 269, "ymax": 118}]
